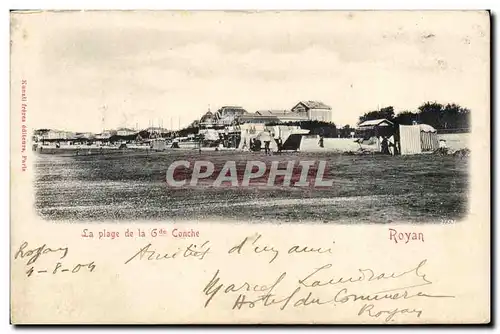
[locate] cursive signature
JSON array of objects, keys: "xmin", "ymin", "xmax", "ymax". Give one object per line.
[
  {"xmin": 201, "ymin": 259, "xmax": 455, "ymax": 321},
  {"xmin": 298, "ymin": 260, "xmax": 433, "ymax": 292},
  {"xmin": 14, "ymin": 241, "xmax": 69, "ymax": 265}
]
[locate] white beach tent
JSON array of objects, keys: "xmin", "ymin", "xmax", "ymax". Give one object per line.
[
  {"xmin": 150, "ymin": 138, "xmax": 166, "ymax": 151},
  {"xmin": 399, "ymin": 124, "xmax": 439, "ymax": 155},
  {"xmin": 255, "ymin": 131, "xmax": 279, "ymax": 151}
]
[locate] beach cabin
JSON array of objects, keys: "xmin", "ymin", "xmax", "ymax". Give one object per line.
[
  {"xmin": 356, "ymin": 119, "xmax": 395, "ymax": 151},
  {"xmin": 399, "ymin": 124, "xmax": 439, "ymax": 155},
  {"xmin": 357, "ymin": 119, "xmax": 395, "ymax": 137}
]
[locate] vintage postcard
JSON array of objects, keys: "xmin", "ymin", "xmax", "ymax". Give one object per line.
[{"xmin": 10, "ymin": 10, "xmax": 490, "ymax": 324}]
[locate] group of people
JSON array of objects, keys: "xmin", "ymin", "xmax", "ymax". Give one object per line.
[
  {"xmin": 380, "ymin": 135, "xmax": 400, "ymax": 155},
  {"xmin": 242, "ymin": 136, "xmax": 283, "ymax": 155},
  {"xmin": 247, "ymin": 138, "xmax": 262, "ymax": 152}
]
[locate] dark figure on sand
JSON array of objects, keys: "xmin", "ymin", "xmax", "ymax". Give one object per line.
[
  {"xmin": 381, "ymin": 136, "xmax": 390, "ymax": 155},
  {"xmin": 264, "ymin": 140, "xmax": 271, "ymax": 155}
]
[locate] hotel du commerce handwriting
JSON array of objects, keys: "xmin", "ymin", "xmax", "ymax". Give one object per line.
[
  {"xmin": 13, "ymin": 241, "xmax": 96, "ymax": 277},
  {"xmin": 202, "ymin": 259, "xmax": 455, "ymax": 323},
  {"xmin": 123, "ymin": 233, "xmax": 454, "ymax": 322}
]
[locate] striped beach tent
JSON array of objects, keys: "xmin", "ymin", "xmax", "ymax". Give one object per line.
[{"xmin": 399, "ymin": 124, "xmax": 439, "ymax": 155}]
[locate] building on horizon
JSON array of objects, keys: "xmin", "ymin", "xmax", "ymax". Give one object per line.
[
  {"xmin": 291, "ymin": 100, "xmax": 332, "ymax": 122},
  {"xmin": 95, "ymin": 130, "xmax": 114, "ymax": 140},
  {"xmin": 36, "ymin": 129, "xmax": 77, "ymax": 141},
  {"xmin": 116, "ymin": 128, "xmax": 137, "ymax": 136},
  {"xmin": 238, "ymin": 110, "xmax": 308, "ymax": 124},
  {"xmin": 199, "ymin": 110, "xmax": 216, "ymax": 128},
  {"xmin": 214, "ymin": 106, "xmax": 248, "ymax": 125}
]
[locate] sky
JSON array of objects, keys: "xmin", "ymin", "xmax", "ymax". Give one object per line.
[{"xmin": 11, "ymin": 10, "xmax": 490, "ymax": 132}]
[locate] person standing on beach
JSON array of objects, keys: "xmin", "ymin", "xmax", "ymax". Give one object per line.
[
  {"xmin": 264, "ymin": 140, "xmax": 271, "ymax": 155},
  {"xmin": 381, "ymin": 136, "xmax": 390, "ymax": 154},
  {"xmin": 254, "ymin": 138, "xmax": 262, "ymax": 152}
]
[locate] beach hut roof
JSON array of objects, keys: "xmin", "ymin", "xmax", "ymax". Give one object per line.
[
  {"xmin": 358, "ymin": 119, "xmax": 394, "ymax": 127},
  {"xmin": 419, "ymin": 124, "xmax": 437, "ymax": 133}
]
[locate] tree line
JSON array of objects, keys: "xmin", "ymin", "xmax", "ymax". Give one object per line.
[{"xmin": 358, "ymin": 102, "xmax": 471, "ymax": 133}]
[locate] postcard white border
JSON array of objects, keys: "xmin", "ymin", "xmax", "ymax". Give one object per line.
[{"xmin": 4, "ymin": 0, "xmax": 497, "ymax": 332}]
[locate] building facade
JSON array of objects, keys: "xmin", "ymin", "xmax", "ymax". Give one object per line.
[
  {"xmin": 215, "ymin": 106, "xmax": 248, "ymax": 125},
  {"xmin": 199, "ymin": 110, "xmax": 216, "ymax": 128},
  {"xmin": 39, "ymin": 129, "xmax": 76, "ymax": 140},
  {"xmin": 238, "ymin": 110, "xmax": 309, "ymax": 124},
  {"xmin": 116, "ymin": 128, "xmax": 137, "ymax": 136},
  {"xmin": 291, "ymin": 101, "xmax": 332, "ymax": 122}
]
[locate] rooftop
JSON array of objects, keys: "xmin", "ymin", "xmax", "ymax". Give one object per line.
[
  {"xmin": 295, "ymin": 101, "xmax": 332, "ymax": 110},
  {"xmin": 358, "ymin": 119, "xmax": 394, "ymax": 127},
  {"xmin": 220, "ymin": 105, "xmax": 245, "ymax": 109},
  {"xmin": 256, "ymin": 110, "xmax": 291, "ymax": 116}
]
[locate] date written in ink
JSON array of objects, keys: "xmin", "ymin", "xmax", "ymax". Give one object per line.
[{"xmin": 25, "ymin": 261, "xmax": 96, "ymax": 277}]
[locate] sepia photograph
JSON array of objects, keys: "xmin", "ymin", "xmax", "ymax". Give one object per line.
[
  {"xmin": 9, "ymin": 9, "xmax": 491, "ymax": 325},
  {"xmin": 22, "ymin": 11, "xmax": 481, "ymax": 223}
]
